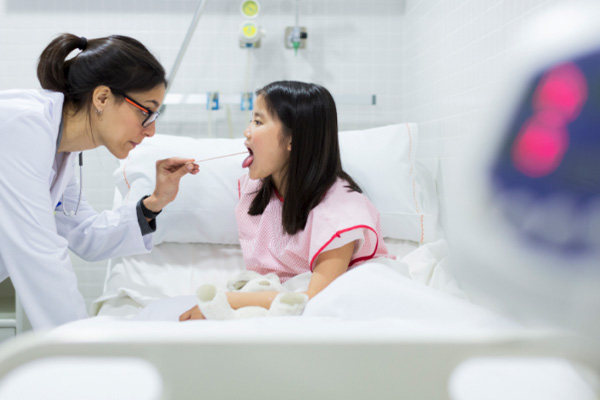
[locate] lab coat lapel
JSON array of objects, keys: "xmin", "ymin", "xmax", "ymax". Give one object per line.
[{"xmin": 49, "ymin": 152, "xmax": 77, "ymax": 207}]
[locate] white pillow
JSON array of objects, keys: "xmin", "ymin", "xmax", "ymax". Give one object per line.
[
  {"xmin": 339, "ymin": 124, "xmax": 438, "ymax": 243},
  {"xmin": 115, "ymin": 137, "xmax": 246, "ymax": 245},
  {"xmin": 114, "ymin": 123, "xmax": 439, "ymax": 245}
]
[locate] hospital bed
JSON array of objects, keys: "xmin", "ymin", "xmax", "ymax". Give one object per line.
[{"xmin": 0, "ymin": 123, "xmax": 597, "ymax": 400}]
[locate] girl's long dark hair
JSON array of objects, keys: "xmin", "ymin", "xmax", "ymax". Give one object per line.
[
  {"xmin": 248, "ymin": 81, "xmax": 361, "ymax": 234},
  {"xmin": 37, "ymin": 33, "xmax": 166, "ymax": 114}
]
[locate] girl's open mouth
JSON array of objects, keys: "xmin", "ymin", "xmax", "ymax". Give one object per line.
[{"xmin": 242, "ymin": 148, "xmax": 254, "ymax": 168}]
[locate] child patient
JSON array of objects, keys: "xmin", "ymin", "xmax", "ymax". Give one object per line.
[{"xmin": 179, "ymin": 81, "xmax": 392, "ymax": 321}]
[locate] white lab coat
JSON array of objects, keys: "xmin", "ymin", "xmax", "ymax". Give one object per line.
[{"xmin": 0, "ymin": 89, "xmax": 153, "ymax": 329}]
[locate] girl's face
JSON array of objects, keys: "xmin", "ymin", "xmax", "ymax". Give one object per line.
[
  {"xmin": 243, "ymin": 95, "xmax": 292, "ymax": 192},
  {"xmin": 100, "ymin": 84, "xmax": 165, "ymax": 159}
]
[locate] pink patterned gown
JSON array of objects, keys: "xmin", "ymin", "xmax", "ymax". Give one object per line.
[{"xmin": 235, "ymin": 175, "xmax": 392, "ymax": 282}]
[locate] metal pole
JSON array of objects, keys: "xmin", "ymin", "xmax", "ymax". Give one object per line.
[{"xmin": 161, "ymin": 0, "xmax": 209, "ymax": 113}]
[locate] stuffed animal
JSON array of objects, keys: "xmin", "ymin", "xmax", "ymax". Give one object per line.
[{"xmin": 196, "ymin": 270, "xmax": 309, "ymax": 320}]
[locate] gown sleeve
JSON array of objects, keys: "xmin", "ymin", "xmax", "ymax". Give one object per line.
[
  {"xmin": 54, "ymin": 166, "xmax": 153, "ymax": 262},
  {"xmin": 307, "ymin": 183, "xmax": 390, "ymax": 272}
]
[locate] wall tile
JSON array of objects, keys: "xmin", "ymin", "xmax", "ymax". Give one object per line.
[{"xmin": 400, "ymin": 0, "xmax": 570, "ymax": 231}]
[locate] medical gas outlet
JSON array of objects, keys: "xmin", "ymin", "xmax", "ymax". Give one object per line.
[
  {"xmin": 239, "ymin": 1, "xmax": 264, "ymax": 48},
  {"xmin": 239, "ymin": 21, "xmax": 265, "ymax": 48},
  {"xmin": 285, "ymin": 26, "xmax": 307, "ymax": 54}
]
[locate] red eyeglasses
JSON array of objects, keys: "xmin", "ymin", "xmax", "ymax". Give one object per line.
[{"xmin": 113, "ymin": 90, "xmax": 160, "ymax": 127}]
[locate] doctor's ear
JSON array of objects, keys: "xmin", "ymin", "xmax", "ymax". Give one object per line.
[{"xmin": 91, "ymin": 85, "xmax": 111, "ymax": 114}]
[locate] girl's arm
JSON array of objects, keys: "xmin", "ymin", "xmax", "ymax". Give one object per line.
[
  {"xmin": 305, "ymin": 240, "xmax": 354, "ymax": 299},
  {"xmin": 179, "ymin": 241, "xmax": 355, "ymax": 321}
]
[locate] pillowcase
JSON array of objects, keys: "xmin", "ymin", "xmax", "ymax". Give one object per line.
[
  {"xmin": 115, "ymin": 137, "xmax": 245, "ymax": 245},
  {"xmin": 339, "ymin": 124, "xmax": 438, "ymax": 243},
  {"xmin": 114, "ymin": 123, "xmax": 439, "ymax": 245}
]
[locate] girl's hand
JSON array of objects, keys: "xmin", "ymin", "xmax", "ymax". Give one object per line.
[
  {"xmin": 144, "ymin": 157, "xmax": 199, "ymax": 212},
  {"xmin": 179, "ymin": 305, "xmax": 205, "ymax": 321}
]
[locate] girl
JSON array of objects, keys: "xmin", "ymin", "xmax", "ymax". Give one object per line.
[
  {"xmin": 0, "ymin": 33, "xmax": 199, "ymax": 329},
  {"xmin": 180, "ymin": 81, "xmax": 390, "ymax": 320}
]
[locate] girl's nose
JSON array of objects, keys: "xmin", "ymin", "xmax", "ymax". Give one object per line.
[{"xmin": 243, "ymin": 127, "xmax": 251, "ymax": 138}]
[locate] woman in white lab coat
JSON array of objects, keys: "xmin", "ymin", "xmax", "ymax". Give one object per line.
[{"xmin": 0, "ymin": 33, "xmax": 199, "ymax": 330}]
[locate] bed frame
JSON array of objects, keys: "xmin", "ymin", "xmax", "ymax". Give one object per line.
[{"xmin": 0, "ymin": 324, "xmax": 595, "ymax": 400}]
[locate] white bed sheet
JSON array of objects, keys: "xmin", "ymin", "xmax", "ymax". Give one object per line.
[
  {"xmin": 131, "ymin": 257, "xmax": 511, "ymax": 329},
  {"xmin": 91, "ymin": 237, "xmax": 423, "ymax": 318}
]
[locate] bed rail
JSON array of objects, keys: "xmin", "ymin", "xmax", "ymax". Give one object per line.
[{"xmin": 0, "ymin": 324, "xmax": 595, "ymax": 400}]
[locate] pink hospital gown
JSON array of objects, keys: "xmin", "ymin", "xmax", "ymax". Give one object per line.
[{"xmin": 235, "ymin": 175, "xmax": 392, "ymax": 282}]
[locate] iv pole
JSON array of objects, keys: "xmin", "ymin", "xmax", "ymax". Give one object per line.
[{"xmin": 160, "ymin": 0, "xmax": 209, "ymax": 114}]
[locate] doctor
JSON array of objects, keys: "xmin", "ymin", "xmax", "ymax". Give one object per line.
[{"xmin": 0, "ymin": 33, "xmax": 199, "ymax": 329}]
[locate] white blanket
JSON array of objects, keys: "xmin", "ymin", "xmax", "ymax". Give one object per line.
[
  {"xmin": 31, "ymin": 243, "xmax": 594, "ymax": 400},
  {"xmin": 96, "ymin": 238, "xmax": 468, "ymax": 320},
  {"xmin": 131, "ymin": 252, "xmax": 516, "ymax": 335},
  {"xmin": 42, "ymin": 271, "xmax": 595, "ymax": 400}
]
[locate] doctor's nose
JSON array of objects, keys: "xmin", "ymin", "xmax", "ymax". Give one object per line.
[{"xmin": 142, "ymin": 122, "xmax": 156, "ymax": 138}]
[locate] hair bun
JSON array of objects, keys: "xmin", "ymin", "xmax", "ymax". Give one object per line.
[{"xmin": 78, "ymin": 36, "xmax": 87, "ymax": 51}]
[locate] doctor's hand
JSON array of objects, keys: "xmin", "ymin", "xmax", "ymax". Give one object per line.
[
  {"xmin": 179, "ymin": 305, "xmax": 205, "ymax": 321},
  {"xmin": 143, "ymin": 157, "xmax": 199, "ymax": 213}
]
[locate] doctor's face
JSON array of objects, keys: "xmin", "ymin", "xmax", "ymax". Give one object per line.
[{"xmin": 102, "ymin": 84, "xmax": 165, "ymax": 159}]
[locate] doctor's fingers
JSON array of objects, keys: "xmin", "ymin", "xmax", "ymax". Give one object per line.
[
  {"xmin": 156, "ymin": 158, "xmax": 199, "ymax": 176},
  {"xmin": 156, "ymin": 157, "xmax": 192, "ymax": 171}
]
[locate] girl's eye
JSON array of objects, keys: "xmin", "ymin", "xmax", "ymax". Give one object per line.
[
  {"xmin": 139, "ymin": 109, "xmax": 149, "ymax": 117},
  {"xmin": 254, "ymin": 119, "xmax": 262, "ymax": 125}
]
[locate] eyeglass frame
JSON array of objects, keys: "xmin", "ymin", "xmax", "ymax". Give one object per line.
[{"xmin": 112, "ymin": 90, "xmax": 160, "ymax": 127}]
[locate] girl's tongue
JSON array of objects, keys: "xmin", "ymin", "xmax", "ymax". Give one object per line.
[{"xmin": 242, "ymin": 150, "xmax": 254, "ymax": 168}]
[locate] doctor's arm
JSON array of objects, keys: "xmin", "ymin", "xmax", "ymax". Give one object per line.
[
  {"xmin": 178, "ymin": 241, "xmax": 354, "ymax": 320},
  {"xmin": 56, "ymin": 157, "xmax": 198, "ymax": 261}
]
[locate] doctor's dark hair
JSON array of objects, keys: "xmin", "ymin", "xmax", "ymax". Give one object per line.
[
  {"xmin": 37, "ymin": 33, "xmax": 166, "ymax": 113},
  {"xmin": 248, "ymin": 81, "xmax": 362, "ymax": 235}
]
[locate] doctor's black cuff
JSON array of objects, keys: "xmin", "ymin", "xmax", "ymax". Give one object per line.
[{"xmin": 136, "ymin": 196, "xmax": 159, "ymax": 236}]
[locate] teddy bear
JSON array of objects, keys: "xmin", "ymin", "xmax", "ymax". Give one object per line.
[{"xmin": 196, "ymin": 270, "xmax": 309, "ymax": 320}]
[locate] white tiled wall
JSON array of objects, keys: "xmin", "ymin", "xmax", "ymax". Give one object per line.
[
  {"xmin": 0, "ymin": 0, "xmax": 574, "ymax": 309},
  {"xmin": 400, "ymin": 0, "xmax": 568, "ymax": 226}
]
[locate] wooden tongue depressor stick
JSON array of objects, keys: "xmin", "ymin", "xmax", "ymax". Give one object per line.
[{"xmin": 188, "ymin": 151, "xmax": 248, "ymax": 163}]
